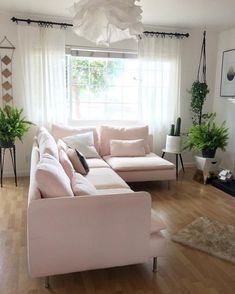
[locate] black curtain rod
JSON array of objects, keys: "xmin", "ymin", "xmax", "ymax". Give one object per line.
[
  {"xmin": 143, "ymin": 31, "xmax": 189, "ymax": 38},
  {"xmin": 11, "ymin": 17, "xmax": 189, "ymax": 38},
  {"xmin": 11, "ymin": 17, "xmax": 73, "ymax": 28}
]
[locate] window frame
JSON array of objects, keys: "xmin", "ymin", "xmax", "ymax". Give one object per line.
[{"xmin": 66, "ymin": 46, "xmax": 139, "ymax": 122}]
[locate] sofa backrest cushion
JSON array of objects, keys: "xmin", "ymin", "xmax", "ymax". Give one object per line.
[
  {"xmin": 57, "ymin": 139, "xmax": 68, "ymax": 152},
  {"xmin": 66, "ymin": 149, "xmax": 89, "ymax": 175},
  {"xmin": 59, "ymin": 149, "xmax": 75, "ymax": 181},
  {"xmin": 28, "ymin": 143, "xmax": 42, "ymax": 202},
  {"xmin": 71, "ymin": 172, "xmax": 97, "ymax": 196},
  {"xmin": 62, "ymin": 132, "xmax": 100, "ymax": 158},
  {"xmin": 110, "ymin": 139, "xmax": 146, "ymax": 157},
  {"xmin": 35, "ymin": 153, "xmax": 74, "ymax": 198},
  {"xmin": 52, "ymin": 124, "xmax": 99, "ymax": 152},
  {"xmin": 37, "ymin": 127, "xmax": 58, "ymax": 160},
  {"xmin": 99, "ymin": 125, "xmax": 150, "ymax": 156}
]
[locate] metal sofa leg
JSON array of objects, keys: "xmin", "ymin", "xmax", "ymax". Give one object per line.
[
  {"xmin": 167, "ymin": 180, "xmax": 170, "ymax": 190},
  {"xmin": 44, "ymin": 276, "xmax": 50, "ymax": 288},
  {"xmin": 153, "ymin": 257, "xmax": 158, "ymax": 272}
]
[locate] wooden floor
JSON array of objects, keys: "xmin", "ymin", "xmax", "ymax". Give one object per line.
[{"xmin": 0, "ymin": 168, "xmax": 235, "ymax": 294}]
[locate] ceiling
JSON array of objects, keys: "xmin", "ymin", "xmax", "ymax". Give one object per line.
[{"xmin": 1, "ymin": 0, "xmax": 235, "ymax": 31}]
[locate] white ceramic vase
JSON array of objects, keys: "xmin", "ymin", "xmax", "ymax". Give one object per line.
[{"xmin": 165, "ymin": 135, "xmax": 181, "ymax": 153}]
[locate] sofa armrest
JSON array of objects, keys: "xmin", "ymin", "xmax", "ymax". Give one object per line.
[{"xmin": 28, "ymin": 191, "xmax": 151, "ymax": 277}]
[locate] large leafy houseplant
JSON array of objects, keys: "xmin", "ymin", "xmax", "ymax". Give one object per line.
[
  {"xmin": 184, "ymin": 113, "xmax": 229, "ymax": 158},
  {"xmin": 0, "ymin": 107, "xmax": 32, "ymax": 147}
]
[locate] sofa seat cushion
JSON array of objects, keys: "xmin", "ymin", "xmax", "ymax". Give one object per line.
[
  {"xmin": 103, "ymin": 153, "xmax": 175, "ymax": 171},
  {"xmin": 96, "ymin": 188, "xmax": 134, "ymax": 195},
  {"xmin": 86, "ymin": 158, "xmax": 110, "ymax": 169},
  {"xmin": 151, "ymin": 210, "xmax": 167, "ymax": 234},
  {"xmin": 85, "ymin": 167, "xmax": 129, "ymax": 190}
]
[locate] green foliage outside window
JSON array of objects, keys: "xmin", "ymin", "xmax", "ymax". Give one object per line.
[{"xmin": 71, "ymin": 58, "xmax": 122, "ymax": 93}]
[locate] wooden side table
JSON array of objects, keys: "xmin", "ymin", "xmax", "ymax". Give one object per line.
[
  {"xmin": 0, "ymin": 144, "xmax": 17, "ymax": 187},
  {"xmin": 161, "ymin": 149, "xmax": 185, "ymax": 180}
]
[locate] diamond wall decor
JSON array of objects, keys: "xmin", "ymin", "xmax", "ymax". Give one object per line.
[
  {"xmin": 0, "ymin": 36, "xmax": 15, "ymax": 106},
  {"xmin": 1, "ymin": 55, "xmax": 11, "ymax": 65},
  {"xmin": 3, "ymin": 93, "xmax": 13, "ymax": 103},
  {"xmin": 2, "ymin": 68, "xmax": 12, "ymax": 78},
  {"xmin": 2, "ymin": 81, "xmax": 12, "ymax": 91}
]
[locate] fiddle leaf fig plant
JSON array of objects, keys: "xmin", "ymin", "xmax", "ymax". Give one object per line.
[{"xmin": 0, "ymin": 106, "xmax": 32, "ymax": 145}]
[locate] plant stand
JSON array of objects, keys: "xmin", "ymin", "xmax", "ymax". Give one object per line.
[
  {"xmin": 0, "ymin": 144, "xmax": 17, "ymax": 187},
  {"xmin": 162, "ymin": 149, "xmax": 185, "ymax": 180},
  {"xmin": 194, "ymin": 156, "xmax": 219, "ymax": 184}
]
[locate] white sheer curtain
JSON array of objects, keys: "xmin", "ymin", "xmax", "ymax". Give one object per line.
[
  {"xmin": 17, "ymin": 25, "xmax": 67, "ymax": 127},
  {"xmin": 138, "ymin": 35, "xmax": 181, "ymax": 153}
]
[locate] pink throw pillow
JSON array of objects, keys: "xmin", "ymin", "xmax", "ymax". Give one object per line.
[
  {"xmin": 35, "ymin": 153, "xmax": 73, "ymax": 198},
  {"xmin": 59, "ymin": 149, "xmax": 75, "ymax": 180},
  {"xmin": 71, "ymin": 172, "xmax": 97, "ymax": 196},
  {"xmin": 110, "ymin": 139, "xmax": 146, "ymax": 157},
  {"xmin": 99, "ymin": 125, "xmax": 150, "ymax": 156}
]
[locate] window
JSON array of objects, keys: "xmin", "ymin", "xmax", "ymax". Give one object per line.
[{"xmin": 66, "ymin": 48, "xmax": 139, "ymax": 121}]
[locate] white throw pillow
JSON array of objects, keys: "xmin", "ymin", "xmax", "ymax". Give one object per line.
[
  {"xmin": 62, "ymin": 132, "xmax": 100, "ymax": 158},
  {"xmin": 35, "ymin": 153, "xmax": 74, "ymax": 198},
  {"xmin": 71, "ymin": 172, "xmax": 97, "ymax": 196},
  {"xmin": 110, "ymin": 139, "xmax": 146, "ymax": 157}
]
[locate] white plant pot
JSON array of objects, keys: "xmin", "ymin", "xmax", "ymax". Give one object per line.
[{"xmin": 165, "ymin": 135, "xmax": 181, "ymax": 153}]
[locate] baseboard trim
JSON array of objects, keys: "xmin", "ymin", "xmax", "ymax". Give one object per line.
[{"xmin": 183, "ymin": 162, "xmax": 196, "ymax": 167}]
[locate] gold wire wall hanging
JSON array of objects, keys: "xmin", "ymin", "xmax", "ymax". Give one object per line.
[{"xmin": 0, "ymin": 36, "xmax": 15, "ymax": 108}]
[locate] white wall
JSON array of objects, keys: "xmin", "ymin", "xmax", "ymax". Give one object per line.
[
  {"xmin": 0, "ymin": 12, "xmax": 219, "ymax": 176},
  {"xmin": 213, "ymin": 28, "xmax": 235, "ymax": 172}
]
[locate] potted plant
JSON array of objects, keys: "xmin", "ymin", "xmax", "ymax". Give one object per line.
[
  {"xmin": 0, "ymin": 106, "xmax": 32, "ymax": 148},
  {"xmin": 184, "ymin": 113, "xmax": 229, "ymax": 158},
  {"xmin": 165, "ymin": 117, "xmax": 182, "ymax": 152},
  {"xmin": 188, "ymin": 81, "xmax": 209, "ymax": 125}
]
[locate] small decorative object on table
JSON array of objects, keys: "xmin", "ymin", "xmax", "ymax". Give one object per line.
[{"xmin": 218, "ymin": 169, "xmax": 233, "ymax": 182}]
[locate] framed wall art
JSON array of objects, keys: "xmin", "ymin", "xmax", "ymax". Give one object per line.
[{"xmin": 220, "ymin": 49, "xmax": 235, "ymax": 97}]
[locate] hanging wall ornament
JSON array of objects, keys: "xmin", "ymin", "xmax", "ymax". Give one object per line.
[{"xmin": 0, "ymin": 36, "xmax": 15, "ymax": 108}]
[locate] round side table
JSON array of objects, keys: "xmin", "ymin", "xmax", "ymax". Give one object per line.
[{"xmin": 161, "ymin": 149, "xmax": 185, "ymax": 180}]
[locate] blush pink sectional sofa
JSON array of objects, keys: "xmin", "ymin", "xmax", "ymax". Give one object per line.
[{"xmin": 28, "ymin": 124, "xmax": 175, "ymax": 287}]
